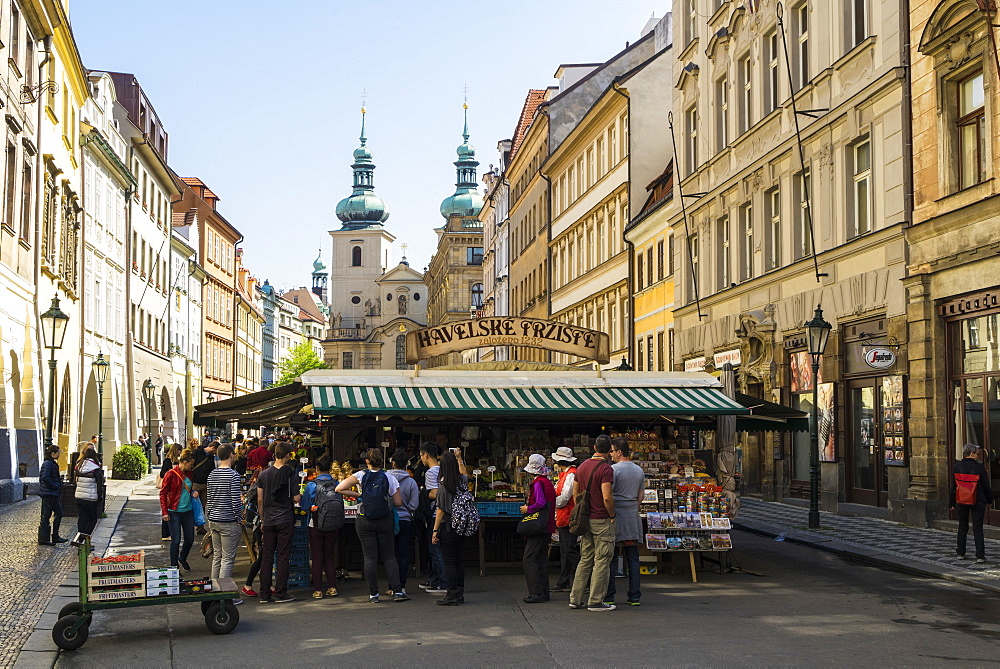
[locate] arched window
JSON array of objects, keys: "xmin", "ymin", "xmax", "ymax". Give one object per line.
[
  {"xmin": 396, "ymin": 334, "xmax": 407, "ymax": 369},
  {"xmin": 351, "ymin": 246, "xmax": 362, "ymax": 266},
  {"xmin": 471, "ymin": 283, "xmax": 484, "ymax": 308}
]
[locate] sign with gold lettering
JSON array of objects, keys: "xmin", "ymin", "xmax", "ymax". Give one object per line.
[{"xmin": 405, "ymin": 318, "xmax": 611, "ymax": 365}]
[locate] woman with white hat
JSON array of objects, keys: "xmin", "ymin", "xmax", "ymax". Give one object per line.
[
  {"xmin": 551, "ymin": 447, "xmax": 580, "ymax": 592},
  {"xmin": 520, "ymin": 454, "xmax": 556, "ymax": 603}
]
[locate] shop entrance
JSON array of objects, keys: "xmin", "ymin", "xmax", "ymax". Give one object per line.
[{"xmin": 847, "ymin": 379, "xmax": 888, "ymax": 507}]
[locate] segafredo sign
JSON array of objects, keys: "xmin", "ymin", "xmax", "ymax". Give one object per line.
[{"xmin": 864, "ymin": 347, "xmax": 896, "ymax": 369}]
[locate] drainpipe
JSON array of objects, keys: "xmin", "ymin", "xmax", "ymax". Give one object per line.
[
  {"xmin": 32, "ymin": 36, "xmax": 51, "ymax": 462},
  {"xmin": 537, "ymin": 106, "xmax": 554, "ymax": 364},
  {"xmin": 900, "ymin": 0, "xmax": 913, "ymax": 235},
  {"xmin": 611, "ymin": 80, "xmax": 634, "ymax": 370}
]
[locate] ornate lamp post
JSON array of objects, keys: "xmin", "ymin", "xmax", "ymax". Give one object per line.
[
  {"xmin": 40, "ymin": 297, "xmax": 70, "ymax": 452},
  {"xmin": 805, "ymin": 305, "xmax": 832, "ymax": 529},
  {"xmin": 92, "ymin": 354, "xmax": 110, "ymax": 459},
  {"xmin": 142, "ymin": 380, "xmax": 155, "ymax": 474}
]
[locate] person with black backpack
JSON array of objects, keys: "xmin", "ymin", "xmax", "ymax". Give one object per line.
[
  {"xmin": 337, "ymin": 448, "xmax": 408, "ymax": 603},
  {"xmin": 431, "ymin": 449, "xmax": 479, "ymax": 606},
  {"xmin": 300, "ymin": 455, "xmax": 344, "ymax": 599}
]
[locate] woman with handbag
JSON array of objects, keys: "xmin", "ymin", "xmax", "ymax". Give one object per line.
[
  {"xmin": 159, "ymin": 447, "xmax": 198, "ymax": 571},
  {"xmin": 519, "ymin": 454, "xmax": 556, "ymax": 604},
  {"xmin": 157, "ymin": 444, "xmax": 181, "ymax": 541}
]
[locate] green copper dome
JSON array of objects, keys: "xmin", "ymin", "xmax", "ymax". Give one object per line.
[
  {"xmin": 337, "ymin": 109, "xmax": 390, "ymax": 229},
  {"xmin": 440, "ymin": 104, "xmax": 483, "ymax": 220},
  {"xmin": 312, "ymin": 249, "xmax": 327, "ymax": 274}
]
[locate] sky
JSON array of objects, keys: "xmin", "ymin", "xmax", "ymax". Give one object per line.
[{"xmin": 70, "ymin": 1, "xmax": 664, "ymax": 292}]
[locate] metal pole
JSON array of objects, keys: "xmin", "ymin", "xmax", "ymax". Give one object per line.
[
  {"xmin": 145, "ymin": 398, "xmax": 153, "ymax": 474},
  {"xmin": 43, "ymin": 355, "xmax": 57, "ymax": 449},
  {"xmin": 96, "ymin": 383, "xmax": 104, "ymax": 460},
  {"xmin": 809, "ymin": 360, "xmax": 821, "ymax": 529}
]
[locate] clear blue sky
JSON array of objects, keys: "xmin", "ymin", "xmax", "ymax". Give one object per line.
[{"xmin": 71, "ymin": 1, "xmax": 664, "ymax": 291}]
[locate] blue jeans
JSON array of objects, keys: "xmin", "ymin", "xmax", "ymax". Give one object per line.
[
  {"xmin": 427, "ymin": 526, "xmax": 445, "ymax": 587},
  {"xmin": 395, "ymin": 519, "xmax": 412, "ymax": 589},
  {"xmin": 605, "ymin": 544, "xmax": 641, "ymax": 601},
  {"xmin": 167, "ymin": 509, "xmax": 195, "ymax": 566}
]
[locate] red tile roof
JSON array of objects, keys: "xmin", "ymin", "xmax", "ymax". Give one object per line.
[
  {"xmin": 510, "ymin": 89, "xmax": 547, "ymax": 161},
  {"xmin": 172, "ymin": 209, "xmax": 196, "ymax": 227}
]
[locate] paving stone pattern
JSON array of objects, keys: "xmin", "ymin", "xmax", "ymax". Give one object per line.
[
  {"xmin": 740, "ymin": 498, "xmax": 1000, "ymax": 581},
  {"xmin": 0, "ymin": 483, "xmax": 133, "ymax": 668}
]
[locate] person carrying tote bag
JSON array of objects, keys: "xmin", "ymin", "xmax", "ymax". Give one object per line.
[{"xmin": 519, "ymin": 454, "xmax": 556, "ymax": 603}]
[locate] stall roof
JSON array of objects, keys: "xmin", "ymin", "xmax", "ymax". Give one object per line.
[
  {"xmin": 734, "ymin": 392, "xmax": 809, "ymax": 433},
  {"xmin": 194, "ymin": 382, "xmax": 311, "ymax": 428},
  {"xmin": 300, "ymin": 370, "xmax": 748, "ymax": 418}
]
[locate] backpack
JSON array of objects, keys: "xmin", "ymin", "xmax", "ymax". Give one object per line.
[
  {"xmin": 955, "ymin": 472, "xmax": 980, "ymax": 506},
  {"xmin": 312, "ymin": 479, "xmax": 345, "ymax": 531},
  {"xmin": 450, "ymin": 484, "xmax": 480, "ymax": 537},
  {"xmin": 359, "ymin": 470, "xmax": 391, "ymax": 520},
  {"xmin": 569, "ymin": 465, "xmax": 594, "ymax": 537}
]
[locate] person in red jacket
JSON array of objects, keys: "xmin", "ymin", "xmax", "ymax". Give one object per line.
[
  {"xmin": 950, "ymin": 443, "xmax": 994, "ymax": 562},
  {"xmin": 520, "ymin": 454, "xmax": 556, "ymax": 603},
  {"xmin": 247, "ymin": 440, "xmax": 273, "ymax": 472},
  {"xmin": 160, "ymin": 448, "xmax": 198, "ymax": 570},
  {"xmin": 552, "ymin": 447, "xmax": 579, "ymax": 592}
]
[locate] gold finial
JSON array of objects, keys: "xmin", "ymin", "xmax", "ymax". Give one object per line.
[{"xmin": 361, "ymin": 89, "xmax": 367, "ymax": 114}]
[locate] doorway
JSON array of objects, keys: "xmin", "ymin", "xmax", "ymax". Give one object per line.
[{"xmin": 847, "ymin": 380, "xmax": 888, "ymax": 507}]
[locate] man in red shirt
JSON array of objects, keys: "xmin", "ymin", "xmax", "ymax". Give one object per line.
[
  {"xmin": 247, "ymin": 440, "xmax": 273, "ymax": 472},
  {"xmin": 569, "ymin": 434, "xmax": 617, "ymax": 612}
]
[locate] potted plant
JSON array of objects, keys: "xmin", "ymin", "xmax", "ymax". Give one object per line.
[{"xmin": 111, "ymin": 443, "xmax": 148, "ymax": 480}]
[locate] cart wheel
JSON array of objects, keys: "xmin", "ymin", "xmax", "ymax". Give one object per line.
[
  {"xmin": 204, "ymin": 601, "xmax": 239, "ymax": 635},
  {"xmin": 52, "ymin": 615, "xmax": 89, "ymax": 651},
  {"xmin": 58, "ymin": 602, "xmax": 84, "ymax": 619}
]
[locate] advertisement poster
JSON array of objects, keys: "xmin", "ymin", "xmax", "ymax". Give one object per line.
[
  {"xmin": 882, "ymin": 375, "xmax": 906, "ymax": 466},
  {"xmin": 818, "ymin": 382, "xmax": 836, "ymax": 462},
  {"xmin": 790, "ymin": 351, "xmax": 824, "ymax": 392}
]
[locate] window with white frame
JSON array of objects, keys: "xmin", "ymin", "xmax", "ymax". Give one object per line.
[
  {"xmin": 739, "ymin": 54, "xmax": 753, "ymax": 134},
  {"xmin": 849, "ymin": 0, "xmax": 867, "ymax": 49},
  {"xmin": 793, "ymin": 169, "xmax": 811, "ymax": 260},
  {"xmin": 740, "ymin": 202, "xmax": 754, "ymax": 281},
  {"xmin": 851, "ymin": 139, "xmax": 871, "ymax": 237},
  {"xmin": 958, "ymin": 71, "xmax": 986, "ymax": 190},
  {"xmin": 766, "ymin": 188, "xmax": 781, "ymax": 271},
  {"xmin": 766, "ymin": 32, "xmax": 779, "ymax": 114},
  {"xmin": 716, "ymin": 76, "xmax": 729, "ymax": 151},
  {"xmin": 687, "ymin": 0, "xmax": 698, "ymax": 45},
  {"xmin": 686, "ymin": 106, "xmax": 698, "ymax": 175},
  {"xmin": 794, "ymin": 3, "xmax": 809, "ymax": 90},
  {"xmin": 717, "ymin": 216, "xmax": 730, "ymax": 291},
  {"xmin": 689, "ymin": 232, "xmax": 699, "ymax": 302}
]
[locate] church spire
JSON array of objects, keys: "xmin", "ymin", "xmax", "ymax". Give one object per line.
[
  {"xmin": 336, "ymin": 105, "xmax": 390, "ymax": 229},
  {"xmin": 439, "ymin": 100, "xmax": 483, "ymax": 220}
]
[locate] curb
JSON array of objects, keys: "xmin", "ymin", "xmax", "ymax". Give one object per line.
[
  {"xmin": 735, "ymin": 518, "xmax": 1000, "ymax": 596},
  {"xmin": 13, "ymin": 476, "xmax": 153, "ymax": 668}
]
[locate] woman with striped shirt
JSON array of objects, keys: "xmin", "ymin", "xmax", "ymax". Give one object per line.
[{"xmin": 206, "ymin": 444, "xmax": 244, "ymax": 583}]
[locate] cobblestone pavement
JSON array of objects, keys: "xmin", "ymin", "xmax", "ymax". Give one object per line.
[
  {"xmin": 0, "ymin": 481, "xmax": 139, "ymax": 667},
  {"xmin": 739, "ymin": 498, "xmax": 1000, "ymax": 582}
]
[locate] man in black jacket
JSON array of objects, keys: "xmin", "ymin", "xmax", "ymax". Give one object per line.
[
  {"xmin": 950, "ymin": 443, "xmax": 993, "ymax": 562},
  {"xmin": 37, "ymin": 445, "xmax": 67, "ymax": 546}
]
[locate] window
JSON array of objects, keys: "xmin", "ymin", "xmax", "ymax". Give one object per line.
[
  {"xmin": 637, "ymin": 338, "xmax": 644, "ymax": 371},
  {"xmin": 637, "ymin": 253, "xmax": 644, "ymax": 291},
  {"xmin": 668, "ymin": 234, "xmax": 675, "ymax": 275},
  {"xmin": 849, "ymin": 0, "xmax": 867, "ymax": 49},
  {"xmin": 766, "ymin": 32, "xmax": 779, "ymax": 114},
  {"xmin": 396, "ymin": 334, "xmax": 407, "ymax": 369},
  {"xmin": 851, "ymin": 139, "xmax": 872, "ymax": 237},
  {"xmin": 471, "ymin": 283, "xmax": 484, "ymax": 307},
  {"xmin": 646, "ymin": 246, "xmax": 653, "ymax": 286},
  {"xmin": 668, "ymin": 328, "xmax": 675, "ymax": 372},
  {"xmin": 687, "ymin": 0, "xmax": 697, "ymax": 45},
  {"xmin": 686, "ymin": 106, "xmax": 698, "ymax": 175},
  {"xmin": 10, "ymin": 4, "xmax": 19, "ymax": 67},
  {"xmin": 766, "ymin": 188, "xmax": 781, "ymax": 271},
  {"xmin": 794, "ymin": 170, "xmax": 811, "ymax": 260},
  {"xmin": 342, "ymin": 352, "xmax": 353, "ymax": 369},
  {"xmin": 351, "ymin": 245, "xmax": 362, "ymax": 266},
  {"xmin": 657, "ymin": 240, "xmax": 665, "ymax": 281},
  {"xmin": 689, "ymin": 233, "xmax": 699, "ymax": 302},
  {"xmin": 739, "ymin": 55, "xmax": 753, "ymax": 134},
  {"xmin": 657, "ymin": 331, "xmax": 665, "ymax": 371},
  {"xmin": 24, "ymin": 29, "xmax": 33, "ymax": 88},
  {"xmin": 467, "ymin": 246, "xmax": 483, "ymax": 265},
  {"xmin": 716, "ymin": 77, "xmax": 729, "ymax": 151},
  {"xmin": 647, "ymin": 335, "xmax": 654, "ymax": 371},
  {"xmin": 4, "ymin": 140, "xmax": 16, "ymax": 229},
  {"xmin": 740, "ymin": 202, "xmax": 754, "ymax": 281},
  {"xmin": 717, "ymin": 216, "xmax": 730, "ymax": 291},
  {"xmin": 794, "ymin": 3, "xmax": 809, "ymax": 90},
  {"xmin": 958, "ymin": 72, "xmax": 986, "ymax": 190},
  {"xmin": 20, "ymin": 160, "xmax": 31, "ymax": 242}
]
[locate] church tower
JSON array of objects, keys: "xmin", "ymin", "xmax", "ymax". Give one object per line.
[
  {"xmin": 439, "ymin": 103, "xmax": 484, "ymax": 222},
  {"xmin": 329, "ymin": 108, "xmax": 396, "ymax": 326},
  {"xmin": 311, "ymin": 249, "xmax": 328, "ymax": 303}
]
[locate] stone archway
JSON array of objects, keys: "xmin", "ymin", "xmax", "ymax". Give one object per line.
[{"xmin": 735, "ymin": 306, "xmax": 778, "ymax": 497}]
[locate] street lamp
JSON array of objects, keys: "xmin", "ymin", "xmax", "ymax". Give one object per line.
[
  {"xmin": 207, "ymin": 391, "xmax": 216, "ymax": 403},
  {"xmin": 615, "ymin": 357, "xmax": 633, "ymax": 371},
  {"xmin": 805, "ymin": 304, "xmax": 832, "ymax": 529},
  {"xmin": 92, "ymin": 354, "xmax": 110, "ymax": 459},
  {"xmin": 40, "ymin": 297, "xmax": 69, "ymax": 453},
  {"xmin": 142, "ymin": 379, "xmax": 155, "ymax": 474}
]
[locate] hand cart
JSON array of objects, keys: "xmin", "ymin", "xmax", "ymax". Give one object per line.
[{"xmin": 52, "ymin": 535, "xmax": 240, "ymax": 651}]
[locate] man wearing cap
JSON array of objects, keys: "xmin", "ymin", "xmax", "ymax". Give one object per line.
[
  {"xmin": 552, "ymin": 447, "xmax": 579, "ymax": 592},
  {"xmin": 520, "ymin": 454, "xmax": 556, "ymax": 603}
]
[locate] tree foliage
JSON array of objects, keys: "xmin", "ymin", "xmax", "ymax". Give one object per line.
[{"xmin": 276, "ymin": 340, "xmax": 329, "ymax": 386}]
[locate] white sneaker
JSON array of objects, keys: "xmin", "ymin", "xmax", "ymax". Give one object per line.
[
  {"xmin": 427, "ymin": 587, "xmax": 448, "ymax": 594},
  {"xmin": 232, "ymin": 599, "xmax": 243, "ymax": 606},
  {"xmin": 588, "ymin": 603, "xmax": 616, "ymax": 612}
]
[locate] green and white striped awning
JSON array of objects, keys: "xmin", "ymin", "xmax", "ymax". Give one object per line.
[{"xmin": 310, "ymin": 384, "xmax": 747, "ymax": 417}]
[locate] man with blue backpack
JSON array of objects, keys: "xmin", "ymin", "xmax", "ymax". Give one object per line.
[
  {"xmin": 336, "ymin": 448, "xmax": 408, "ymax": 603},
  {"xmin": 301, "ymin": 455, "xmax": 344, "ymax": 599}
]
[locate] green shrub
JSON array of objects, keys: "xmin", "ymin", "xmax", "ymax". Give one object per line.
[{"xmin": 112, "ymin": 443, "xmax": 148, "ymax": 480}]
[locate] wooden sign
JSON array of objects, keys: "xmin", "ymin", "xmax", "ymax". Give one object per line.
[{"xmin": 405, "ymin": 317, "xmax": 610, "ymax": 364}]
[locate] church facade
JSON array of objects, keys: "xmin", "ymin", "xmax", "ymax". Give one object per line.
[{"xmin": 322, "ymin": 110, "xmax": 427, "ymax": 370}]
